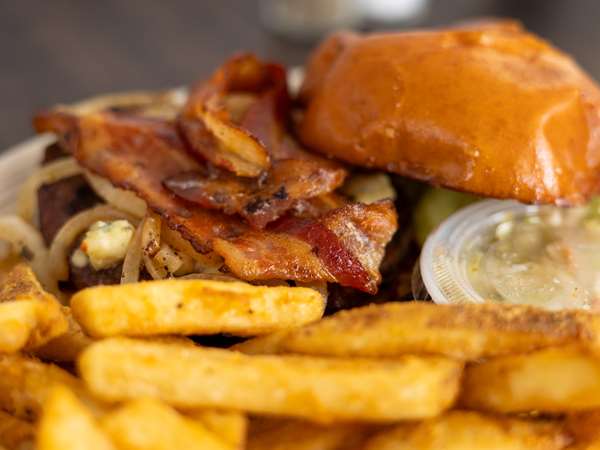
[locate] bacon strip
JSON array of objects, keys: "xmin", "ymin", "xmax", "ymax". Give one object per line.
[
  {"xmin": 213, "ymin": 232, "xmax": 335, "ymax": 284},
  {"xmin": 164, "ymin": 158, "xmax": 345, "ymax": 229},
  {"xmin": 34, "ymin": 110, "xmax": 396, "ymax": 293},
  {"xmin": 34, "ymin": 111, "xmax": 245, "ymax": 253},
  {"xmin": 215, "ymin": 201, "xmax": 397, "ymax": 294},
  {"xmin": 316, "ymin": 201, "xmax": 399, "ymax": 292},
  {"xmin": 179, "ymin": 54, "xmax": 282, "ymax": 176},
  {"xmin": 169, "ymin": 59, "xmax": 348, "ymax": 228}
]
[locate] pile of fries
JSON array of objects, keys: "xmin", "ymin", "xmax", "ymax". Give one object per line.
[{"xmin": 3, "ymin": 262, "xmax": 600, "ymax": 449}]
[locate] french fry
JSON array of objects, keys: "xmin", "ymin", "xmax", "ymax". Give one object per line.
[
  {"xmin": 461, "ymin": 347, "xmax": 600, "ymax": 413},
  {"xmin": 247, "ymin": 418, "xmax": 373, "ymax": 450},
  {"xmin": 0, "ymin": 410, "xmax": 35, "ymax": 450},
  {"xmin": 79, "ymin": 338, "xmax": 463, "ymax": 423},
  {"xmin": 0, "ymin": 263, "xmax": 67, "ymax": 353},
  {"xmin": 0, "ymin": 354, "xmax": 89, "ymax": 420},
  {"xmin": 101, "ymin": 398, "xmax": 231, "ymax": 450},
  {"xmin": 71, "ymin": 279, "xmax": 325, "ymax": 338},
  {"xmin": 362, "ymin": 411, "xmax": 568, "ymax": 450},
  {"xmin": 231, "ymin": 331, "xmax": 288, "ymax": 355},
  {"xmin": 188, "ymin": 410, "xmax": 247, "ymax": 450},
  {"xmin": 261, "ymin": 302, "xmax": 600, "ymax": 360},
  {"xmin": 565, "ymin": 411, "xmax": 600, "ymax": 449},
  {"xmin": 34, "ymin": 307, "xmax": 93, "ymax": 362},
  {"xmin": 37, "ymin": 385, "xmax": 115, "ymax": 450}
]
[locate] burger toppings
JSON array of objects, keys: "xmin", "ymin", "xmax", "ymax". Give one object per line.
[
  {"xmin": 214, "ymin": 200, "xmax": 397, "ymax": 294},
  {"xmin": 76, "ymin": 220, "xmax": 135, "ymax": 271},
  {"xmin": 33, "ymin": 56, "xmax": 398, "ymax": 294},
  {"xmin": 179, "ymin": 54, "xmax": 277, "ymax": 177},
  {"xmin": 168, "ymin": 54, "xmax": 348, "ymax": 229},
  {"xmin": 164, "ymin": 157, "xmax": 347, "ymax": 229}
]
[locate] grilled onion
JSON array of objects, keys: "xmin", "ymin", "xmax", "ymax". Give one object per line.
[
  {"xmin": 84, "ymin": 171, "xmax": 147, "ymax": 218},
  {"xmin": 120, "ymin": 221, "xmax": 144, "ymax": 284},
  {"xmin": 161, "ymin": 222, "xmax": 223, "ymax": 272},
  {"xmin": 17, "ymin": 157, "xmax": 81, "ymax": 224}
]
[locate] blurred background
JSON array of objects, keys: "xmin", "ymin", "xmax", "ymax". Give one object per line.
[{"xmin": 1, "ymin": 0, "xmax": 600, "ymax": 149}]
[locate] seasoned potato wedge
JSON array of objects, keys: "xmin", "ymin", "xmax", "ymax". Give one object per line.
[
  {"xmin": 0, "ymin": 263, "xmax": 67, "ymax": 353},
  {"xmin": 102, "ymin": 398, "xmax": 231, "ymax": 450},
  {"xmin": 37, "ymin": 385, "xmax": 114, "ymax": 450},
  {"xmin": 79, "ymin": 338, "xmax": 463, "ymax": 423},
  {"xmin": 362, "ymin": 411, "xmax": 568, "ymax": 450},
  {"xmin": 71, "ymin": 279, "xmax": 325, "ymax": 338},
  {"xmin": 265, "ymin": 302, "xmax": 600, "ymax": 360},
  {"xmin": 461, "ymin": 347, "xmax": 600, "ymax": 413}
]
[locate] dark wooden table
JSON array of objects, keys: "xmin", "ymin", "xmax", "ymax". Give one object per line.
[{"xmin": 2, "ymin": 0, "xmax": 600, "ymax": 150}]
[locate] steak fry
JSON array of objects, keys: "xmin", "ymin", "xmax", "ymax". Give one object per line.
[
  {"xmin": 79, "ymin": 338, "xmax": 463, "ymax": 423},
  {"xmin": 242, "ymin": 302, "xmax": 600, "ymax": 359}
]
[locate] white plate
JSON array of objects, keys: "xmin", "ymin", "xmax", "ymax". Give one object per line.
[{"xmin": 0, "ymin": 134, "xmax": 55, "ymax": 215}]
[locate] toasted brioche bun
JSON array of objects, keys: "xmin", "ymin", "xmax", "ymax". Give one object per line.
[{"xmin": 298, "ymin": 21, "xmax": 600, "ymax": 205}]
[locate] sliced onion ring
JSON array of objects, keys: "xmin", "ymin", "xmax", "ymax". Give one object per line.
[
  {"xmin": 17, "ymin": 157, "xmax": 81, "ymax": 224},
  {"xmin": 161, "ymin": 223, "xmax": 223, "ymax": 271},
  {"xmin": 59, "ymin": 89, "xmax": 188, "ymax": 119},
  {"xmin": 84, "ymin": 171, "xmax": 147, "ymax": 218},
  {"xmin": 49, "ymin": 205, "xmax": 138, "ymax": 282},
  {"xmin": 120, "ymin": 220, "xmax": 144, "ymax": 284}
]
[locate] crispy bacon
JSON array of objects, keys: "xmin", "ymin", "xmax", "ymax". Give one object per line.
[
  {"xmin": 179, "ymin": 54, "xmax": 283, "ymax": 176},
  {"xmin": 213, "ymin": 232, "xmax": 335, "ymax": 284},
  {"xmin": 164, "ymin": 158, "xmax": 346, "ymax": 229},
  {"xmin": 34, "ymin": 104, "xmax": 396, "ymax": 293},
  {"xmin": 168, "ymin": 59, "xmax": 348, "ymax": 228},
  {"xmin": 317, "ymin": 201, "xmax": 399, "ymax": 292},
  {"xmin": 215, "ymin": 201, "xmax": 397, "ymax": 293},
  {"xmin": 34, "ymin": 111, "xmax": 245, "ymax": 253}
]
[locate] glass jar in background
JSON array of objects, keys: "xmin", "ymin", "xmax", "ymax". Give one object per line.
[{"xmin": 259, "ymin": 0, "xmax": 430, "ymax": 42}]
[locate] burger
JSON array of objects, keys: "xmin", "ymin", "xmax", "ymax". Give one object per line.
[
  {"xmin": 297, "ymin": 19, "xmax": 600, "ymax": 310},
  {"xmin": 4, "ymin": 19, "xmax": 600, "ymax": 313}
]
